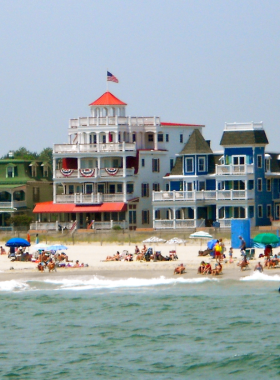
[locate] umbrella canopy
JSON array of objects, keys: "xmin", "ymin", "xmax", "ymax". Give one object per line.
[
  {"xmin": 31, "ymin": 243, "xmax": 51, "ymax": 252},
  {"xmin": 166, "ymin": 237, "xmax": 187, "ymax": 245},
  {"xmin": 207, "ymin": 239, "xmax": 218, "ymax": 250},
  {"xmin": 142, "ymin": 236, "xmax": 166, "ymax": 243},
  {"xmin": 5, "ymin": 237, "xmax": 31, "ymax": 247},
  {"xmin": 189, "ymin": 231, "xmax": 213, "ymax": 239},
  {"xmin": 253, "ymin": 233, "xmax": 280, "ymax": 247},
  {"xmin": 47, "ymin": 244, "xmax": 68, "ymax": 251}
]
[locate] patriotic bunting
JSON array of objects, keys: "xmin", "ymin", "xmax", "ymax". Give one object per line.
[
  {"xmin": 80, "ymin": 168, "xmax": 95, "ymax": 177},
  {"xmin": 105, "ymin": 168, "xmax": 119, "ymax": 176},
  {"xmin": 60, "ymin": 168, "xmax": 74, "ymax": 177}
]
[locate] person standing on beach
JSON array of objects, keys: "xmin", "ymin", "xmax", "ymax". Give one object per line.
[
  {"xmin": 35, "ymin": 234, "xmax": 39, "ymax": 244},
  {"xmin": 239, "ymin": 236, "xmax": 246, "ymax": 254},
  {"xmin": 254, "ymin": 262, "xmax": 263, "ymax": 272}
]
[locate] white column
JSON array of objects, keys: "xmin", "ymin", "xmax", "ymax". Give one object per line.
[
  {"xmin": 77, "ymin": 157, "xmax": 81, "ymax": 178},
  {"xmin": 98, "ymin": 157, "xmax": 101, "ymax": 176},
  {"xmin": 123, "ymin": 156, "xmax": 126, "ymax": 177},
  {"xmin": 154, "ymin": 132, "xmax": 158, "ymax": 150},
  {"xmin": 245, "ymin": 207, "xmax": 248, "ymax": 219},
  {"xmin": 216, "ymin": 206, "xmax": 219, "ymax": 221},
  {"xmin": 141, "ymin": 132, "xmax": 145, "ymax": 148},
  {"xmin": 105, "ymin": 132, "xmax": 109, "ymax": 143},
  {"xmin": 193, "ymin": 207, "xmax": 197, "ymax": 226},
  {"xmin": 173, "ymin": 207, "xmax": 176, "ymax": 229},
  {"xmin": 53, "ymin": 183, "xmax": 57, "ymax": 203},
  {"xmin": 53, "ymin": 158, "xmax": 56, "ymax": 176},
  {"xmin": 123, "ymin": 181, "xmax": 127, "ymax": 202}
]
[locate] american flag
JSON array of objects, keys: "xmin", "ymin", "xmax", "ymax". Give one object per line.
[{"xmin": 107, "ymin": 71, "xmax": 119, "ymax": 83}]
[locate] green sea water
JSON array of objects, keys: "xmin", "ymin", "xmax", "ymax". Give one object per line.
[{"xmin": 0, "ymin": 272, "xmax": 280, "ymax": 379}]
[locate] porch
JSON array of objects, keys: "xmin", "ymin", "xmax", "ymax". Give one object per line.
[{"xmin": 153, "ymin": 189, "xmax": 254, "ymax": 202}]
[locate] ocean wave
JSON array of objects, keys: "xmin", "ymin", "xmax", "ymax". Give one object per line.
[
  {"xmin": 0, "ymin": 280, "xmax": 30, "ymax": 292},
  {"xmin": 44, "ymin": 275, "xmax": 219, "ymax": 290},
  {"xmin": 240, "ymin": 271, "xmax": 280, "ymax": 282}
]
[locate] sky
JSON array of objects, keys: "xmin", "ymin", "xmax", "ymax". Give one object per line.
[{"xmin": 1, "ymin": 0, "xmax": 280, "ymax": 154}]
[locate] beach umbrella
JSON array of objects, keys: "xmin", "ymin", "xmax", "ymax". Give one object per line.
[
  {"xmin": 142, "ymin": 236, "xmax": 166, "ymax": 243},
  {"xmin": 5, "ymin": 237, "xmax": 30, "ymax": 247},
  {"xmin": 166, "ymin": 237, "xmax": 187, "ymax": 245},
  {"xmin": 189, "ymin": 231, "xmax": 213, "ymax": 247},
  {"xmin": 31, "ymin": 243, "xmax": 50, "ymax": 252},
  {"xmin": 253, "ymin": 233, "xmax": 280, "ymax": 247},
  {"xmin": 47, "ymin": 244, "xmax": 68, "ymax": 251},
  {"xmin": 207, "ymin": 239, "xmax": 218, "ymax": 250},
  {"xmin": 189, "ymin": 231, "xmax": 213, "ymax": 239}
]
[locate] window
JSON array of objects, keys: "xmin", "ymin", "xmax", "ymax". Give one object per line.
[
  {"xmin": 276, "ymin": 205, "xmax": 280, "ymax": 219},
  {"xmin": 31, "ymin": 166, "xmax": 37, "ymax": 177},
  {"xmin": 258, "ymin": 205, "xmax": 263, "ymax": 218},
  {"xmin": 185, "ymin": 158, "xmax": 194, "ymax": 173},
  {"xmin": 141, "ymin": 183, "xmax": 149, "ymax": 197},
  {"xmin": 127, "ymin": 183, "xmax": 134, "ymax": 194},
  {"xmin": 142, "ymin": 210, "xmax": 150, "ymax": 224},
  {"xmin": 152, "ymin": 159, "xmax": 160, "ymax": 172},
  {"xmin": 157, "ymin": 134, "xmax": 163, "ymax": 142},
  {"xmin": 267, "ymin": 204, "xmax": 272, "ymax": 218},
  {"xmin": 267, "ymin": 179, "xmax": 271, "ymax": 192},
  {"xmin": 43, "ymin": 167, "xmax": 48, "ymax": 177},
  {"xmin": 180, "ymin": 134, "xmax": 183, "ymax": 143},
  {"xmin": 257, "ymin": 179, "xmax": 262, "ymax": 192},
  {"xmin": 148, "ymin": 134, "xmax": 153, "ymax": 142},
  {"xmin": 187, "ymin": 183, "xmax": 193, "ymax": 191},
  {"xmin": 266, "ymin": 159, "xmax": 271, "ymax": 172},
  {"xmin": 166, "ymin": 134, "xmax": 169, "ymax": 142},
  {"xmin": 166, "ymin": 184, "xmax": 169, "ymax": 191},
  {"xmin": 102, "ymin": 135, "xmax": 106, "ymax": 143},
  {"xmin": 199, "ymin": 182, "xmax": 205, "ymax": 191},
  {"xmin": 117, "ymin": 184, "xmax": 123, "ymax": 193},
  {"xmin": 129, "ymin": 210, "xmax": 136, "ymax": 224},
  {"xmin": 132, "ymin": 133, "xmax": 136, "ymax": 142},
  {"xmin": 33, "ymin": 187, "xmax": 40, "ymax": 202},
  {"xmin": 257, "ymin": 155, "xmax": 262, "ymax": 168},
  {"xmin": 170, "ymin": 159, "xmax": 174, "ymax": 171},
  {"xmin": 69, "ymin": 185, "xmax": 74, "ymax": 194},
  {"xmin": 233, "ymin": 156, "xmax": 245, "ymax": 165},
  {"xmin": 141, "ymin": 159, "xmax": 145, "ymax": 167},
  {"xmin": 155, "ymin": 210, "xmax": 160, "ymax": 219},
  {"xmin": 198, "ymin": 157, "xmax": 206, "ymax": 172},
  {"xmin": 109, "ymin": 184, "xmax": 115, "ymax": 194},
  {"xmin": 6, "ymin": 165, "xmax": 17, "ymax": 178},
  {"xmin": 113, "ymin": 159, "xmax": 119, "ymax": 167},
  {"xmin": 153, "ymin": 183, "xmax": 160, "ymax": 191}
]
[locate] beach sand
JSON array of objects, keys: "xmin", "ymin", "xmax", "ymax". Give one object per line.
[{"xmin": 1, "ymin": 242, "xmax": 280, "ymax": 281}]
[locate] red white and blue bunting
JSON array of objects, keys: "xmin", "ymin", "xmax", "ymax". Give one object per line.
[
  {"xmin": 105, "ymin": 168, "xmax": 119, "ymax": 176},
  {"xmin": 60, "ymin": 168, "xmax": 74, "ymax": 177},
  {"xmin": 80, "ymin": 168, "xmax": 95, "ymax": 177}
]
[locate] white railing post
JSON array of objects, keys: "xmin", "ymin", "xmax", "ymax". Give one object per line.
[
  {"xmin": 56, "ymin": 221, "xmax": 59, "ymax": 231},
  {"xmin": 110, "ymin": 220, "xmax": 113, "ymax": 229},
  {"xmin": 35, "ymin": 221, "xmax": 38, "ymax": 230},
  {"xmin": 230, "ymin": 189, "xmax": 233, "ymax": 200}
]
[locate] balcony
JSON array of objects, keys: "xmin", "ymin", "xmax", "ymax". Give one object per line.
[
  {"xmin": 0, "ymin": 200, "xmax": 27, "ymax": 209},
  {"xmin": 69, "ymin": 116, "xmax": 160, "ymax": 129},
  {"xmin": 216, "ymin": 164, "xmax": 254, "ymax": 175},
  {"xmin": 54, "ymin": 142, "xmax": 136, "ymax": 154},
  {"xmin": 153, "ymin": 190, "xmax": 254, "ymax": 202},
  {"xmin": 54, "ymin": 167, "xmax": 135, "ymax": 179},
  {"xmin": 56, "ymin": 193, "xmax": 134, "ymax": 204},
  {"xmin": 153, "ymin": 219, "xmax": 205, "ymax": 229}
]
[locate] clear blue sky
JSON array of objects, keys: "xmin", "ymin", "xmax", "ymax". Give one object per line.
[{"xmin": 1, "ymin": 0, "xmax": 280, "ymax": 153}]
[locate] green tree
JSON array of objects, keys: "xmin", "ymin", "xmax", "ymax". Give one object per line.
[
  {"xmin": 7, "ymin": 215, "xmax": 33, "ymax": 227},
  {"xmin": 38, "ymin": 147, "xmax": 53, "ymax": 165}
]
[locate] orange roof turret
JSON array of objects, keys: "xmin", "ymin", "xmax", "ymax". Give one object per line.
[{"xmin": 89, "ymin": 91, "xmax": 127, "ymax": 106}]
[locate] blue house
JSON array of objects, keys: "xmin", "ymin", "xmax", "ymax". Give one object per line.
[{"xmin": 152, "ymin": 122, "xmax": 279, "ymax": 229}]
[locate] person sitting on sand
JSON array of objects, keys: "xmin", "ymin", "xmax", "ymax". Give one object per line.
[
  {"xmin": 38, "ymin": 262, "xmax": 45, "ymax": 272},
  {"xmin": 73, "ymin": 260, "xmax": 80, "ymax": 268},
  {"xmin": 135, "ymin": 246, "xmax": 140, "ymax": 254},
  {"xmin": 141, "ymin": 245, "xmax": 147, "ymax": 254},
  {"xmin": 254, "ymin": 262, "xmax": 263, "ymax": 272},
  {"xmin": 57, "ymin": 252, "xmax": 72, "ymax": 263},
  {"xmin": 174, "ymin": 263, "xmax": 185, "ymax": 275},
  {"xmin": 212, "ymin": 262, "xmax": 222, "ymax": 275},
  {"xmin": 203, "ymin": 262, "xmax": 212, "ymax": 275},
  {"xmin": 237, "ymin": 257, "xmax": 249, "ymax": 271},
  {"xmin": 0, "ymin": 246, "xmax": 6, "ymax": 255},
  {"xmin": 124, "ymin": 253, "xmax": 133, "ymax": 261},
  {"xmin": 47, "ymin": 258, "xmax": 56, "ymax": 272},
  {"xmin": 106, "ymin": 252, "xmax": 121, "ymax": 261},
  {"xmin": 197, "ymin": 261, "xmax": 206, "ymax": 274}
]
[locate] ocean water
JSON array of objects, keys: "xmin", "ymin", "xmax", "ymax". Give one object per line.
[{"xmin": 1, "ymin": 273, "xmax": 280, "ymax": 379}]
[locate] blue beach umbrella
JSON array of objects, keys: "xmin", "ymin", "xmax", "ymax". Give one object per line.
[
  {"xmin": 5, "ymin": 237, "xmax": 31, "ymax": 247},
  {"xmin": 47, "ymin": 244, "xmax": 68, "ymax": 251},
  {"xmin": 207, "ymin": 239, "xmax": 218, "ymax": 250}
]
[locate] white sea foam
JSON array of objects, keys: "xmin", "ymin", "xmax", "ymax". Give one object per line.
[
  {"xmin": 44, "ymin": 275, "xmax": 219, "ymax": 290},
  {"xmin": 240, "ymin": 271, "xmax": 280, "ymax": 282},
  {"xmin": 0, "ymin": 280, "xmax": 30, "ymax": 291}
]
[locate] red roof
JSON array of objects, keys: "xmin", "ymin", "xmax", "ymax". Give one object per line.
[
  {"xmin": 161, "ymin": 122, "xmax": 205, "ymax": 127},
  {"xmin": 33, "ymin": 201, "xmax": 127, "ymax": 213},
  {"xmin": 89, "ymin": 91, "xmax": 127, "ymax": 106}
]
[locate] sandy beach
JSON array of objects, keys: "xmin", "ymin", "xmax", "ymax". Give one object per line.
[{"xmin": 1, "ymin": 241, "xmax": 280, "ymax": 282}]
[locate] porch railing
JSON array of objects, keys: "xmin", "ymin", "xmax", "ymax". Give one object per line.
[
  {"xmin": 0, "ymin": 200, "xmax": 27, "ymax": 209},
  {"xmin": 55, "ymin": 193, "xmax": 132, "ymax": 204},
  {"xmin": 153, "ymin": 190, "xmax": 254, "ymax": 202},
  {"xmin": 216, "ymin": 164, "xmax": 254, "ymax": 175},
  {"xmin": 54, "ymin": 142, "xmax": 136, "ymax": 154}
]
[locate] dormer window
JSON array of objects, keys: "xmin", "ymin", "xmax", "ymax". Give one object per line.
[
  {"xmin": 6, "ymin": 164, "xmax": 17, "ymax": 178},
  {"xmin": 41, "ymin": 162, "xmax": 50, "ymax": 178},
  {"xmin": 29, "ymin": 162, "xmax": 38, "ymax": 177}
]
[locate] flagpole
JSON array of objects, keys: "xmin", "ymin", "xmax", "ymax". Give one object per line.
[{"xmin": 106, "ymin": 69, "xmax": 108, "ymax": 92}]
